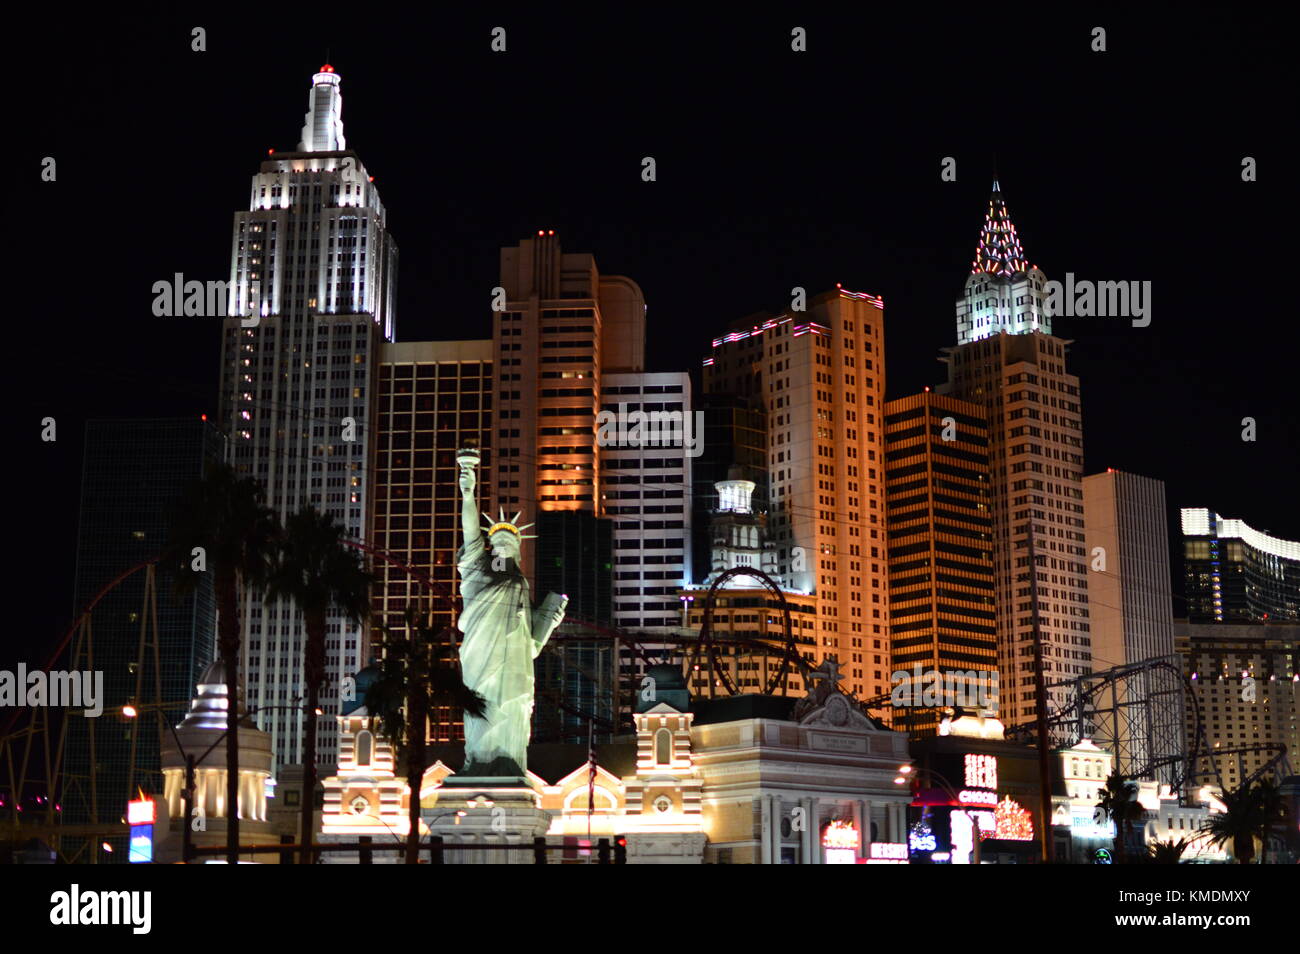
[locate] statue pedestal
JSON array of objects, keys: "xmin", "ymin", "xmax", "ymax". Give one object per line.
[{"xmin": 425, "ymin": 778, "xmax": 553, "ymax": 865}]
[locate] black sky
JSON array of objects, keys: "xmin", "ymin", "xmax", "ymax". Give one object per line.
[{"xmin": 14, "ymin": 9, "xmax": 1297, "ymax": 666}]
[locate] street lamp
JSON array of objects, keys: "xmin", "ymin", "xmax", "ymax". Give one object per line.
[{"xmin": 896, "ymin": 764, "xmax": 984, "ymax": 865}]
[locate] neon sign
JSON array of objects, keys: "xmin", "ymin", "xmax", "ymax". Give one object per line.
[
  {"xmin": 993, "ymin": 797, "xmax": 1034, "ymax": 841},
  {"xmin": 867, "ymin": 842, "xmax": 908, "ymax": 864},
  {"xmin": 822, "ymin": 819, "xmax": 859, "ymax": 864},
  {"xmin": 822, "ymin": 819, "xmax": 860, "ymax": 850},
  {"xmin": 964, "ymin": 754, "xmax": 997, "ymax": 791},
  {"xmin": 127, "ymin": 798, "xmax": 155, "ymax": 826}
]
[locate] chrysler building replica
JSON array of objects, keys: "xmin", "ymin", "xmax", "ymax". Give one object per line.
[
  {"xmin": 217, "ymin": 66, "xmax": 397, "ymax": 770},
  {"xmin": 939, "ymin": 182, "xmax": 1092, "ymax": 729}
]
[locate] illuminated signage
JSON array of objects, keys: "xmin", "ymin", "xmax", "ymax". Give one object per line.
[
  {"xmin": 822, "ymin": 819, "xmax": 859, "ymax": 864},
  {"xmin": 993, "ymin": 797, "xmax": 1034, "ymax": 841},
  {"xmin": 867, "ymin": 842, "xmax": 908, "ymax": 864},
  {"xmin": 127, "ymin": 798, "xmax": 155, "ymax": 826},
  {"xmin": 909, "ymin": 826, "xmax": 937, "ymax": 852},
  {"xmin": 958, "ymin": 789, "xmax": 998, "ymax": 806},
  {"xmin": 964, "ymin": 754, "xmax": 997, "ymax": 791},
  {"xmin": 128, "ymin": 826, "xmax": 153, "ymax": 863},
  {"xmin": 1069, "ymin": 807, "xmax": 1114, "ymax": 839},
  {"xmin": 822, "ymin": 819, "xmax": 860, "ymax": 850}
]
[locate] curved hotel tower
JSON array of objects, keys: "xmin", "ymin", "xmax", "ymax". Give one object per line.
[{"xmin": 1182, "ymin": 509, "xmax": 1300, "ymax": 622}]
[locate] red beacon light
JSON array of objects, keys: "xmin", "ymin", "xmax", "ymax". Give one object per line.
[{"xmin": 320, "ymin": 63, "xmax": 334, "ymax": 73}]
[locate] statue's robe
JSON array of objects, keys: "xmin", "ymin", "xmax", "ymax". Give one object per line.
[{"xmin": 456, "ymin": 533, "xmax": 545, "ymax": 777}]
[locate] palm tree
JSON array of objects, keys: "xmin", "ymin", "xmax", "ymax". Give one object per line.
[
  {"xmin": 1095, "ymin": 772, "xmax": 1145, "ymax": 863},
  {"xmin": 267, "ymin": 507, "xmax": 374, "ymax": 864},
  {"xmin": 166, "ymin": 460, "xmax": 279, "ymax": 864},
  {"xmin": 1202, "ymin": 782, "xmax": 1265, "ymax": 863},
  {"xmin": 365, "ymin": 603, "xmax": 485, "ymax": 863},
  {"xmin": 1203, "ymin": 778, "xmax": 1289, "ymax": 864},
  {"xmin": 1143, "ymin": 836, "xmax": 1193, "ymax": 864}
]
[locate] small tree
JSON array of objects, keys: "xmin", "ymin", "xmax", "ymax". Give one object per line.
[
  {"xmin": 267, "ymin": 507, "xmax": 373, "ymax": 864},
  {"xmin": 366, "ymin": 604, "xmax": 485, "ymax": 863}
]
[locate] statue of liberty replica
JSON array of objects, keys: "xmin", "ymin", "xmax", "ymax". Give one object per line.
[{"xmin": 453, "ymin": 443, "xmax": 568, "ymax": 780}]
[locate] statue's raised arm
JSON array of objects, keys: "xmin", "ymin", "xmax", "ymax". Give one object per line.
[{"xmin": 457, "ymin": 445, "xmax": 482, "ymax": 545}]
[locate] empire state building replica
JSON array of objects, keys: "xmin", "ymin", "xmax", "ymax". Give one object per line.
[{"xmin": 217, "ymin": 65, "xmax": 397, "ymax": 770}]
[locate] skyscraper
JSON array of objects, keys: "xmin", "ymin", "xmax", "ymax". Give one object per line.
[
  {"xmin": 1083, "ymin": 470, "xmax": 1176, "ymax": 668},
  {"xmin": 490, "ymin": 233, "xmax": 650, "ymax": 742},
  {"xmin": 372, "ymin": 339, "xmax": 493, "ymax": 743},
  {"xmin": 1082, "ymin": 469, "xmax": 1178, "ymax": 781},
  {"xmin": 939, "ymin": 183, "xmax": 1092, "ymax": 728},
  {"xmin": 883, "ymin": 391, "xmax": 998, "ymax": 735},
  {"xmin": 65, "ymin": 418, "xmax": 224, "ymax": 855},
  {"xmin": 492, "ymin": 232, "xmax": 645, "ymax": 586},
  {"xmin": 1182, "ymin": 509, "xmax": 1300, "ymax": 623},
  {"xmin": 1176, "ymin": 621, "xmax": 1299, "ymax": 793},
  {"xmin": 217, "ymin": 65, "xmax": 398, "ymax": 770},
  {"xmin": 703, "ymin": 288, "xmax": 890, "ymax": 700}
]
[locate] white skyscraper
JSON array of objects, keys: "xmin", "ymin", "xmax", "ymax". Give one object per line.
[{"xmin": 217, "ymin": 65, "xmax": 398, "ymax": 771}]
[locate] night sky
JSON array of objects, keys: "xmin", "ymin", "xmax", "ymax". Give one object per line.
[{"xmin": 14, "ymin": 10, "xmax": 1295, "ymax": 668}]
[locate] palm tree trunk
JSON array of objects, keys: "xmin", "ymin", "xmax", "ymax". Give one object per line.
[
  {"xmin": 406, "ymin": 694, "xmax": 426, "ymax": 864},
  {"xmin": 299, "ymin": 612, "xmax": 325, "ymax": 865},
  {"xmin": 216, "ymin": 569, "xmax": 241, "ymax": 866}
]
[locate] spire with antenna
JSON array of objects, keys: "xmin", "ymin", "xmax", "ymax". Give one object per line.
[
  {"xmin": 971, "ymin": 179, "xmax": 1027, "ymax": 278},
  {"xmin": 298, "ymin": 63, "xmax": 347, "ymax": 152}
]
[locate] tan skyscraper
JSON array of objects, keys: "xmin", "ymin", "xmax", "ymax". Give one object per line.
[
  {"xmin": 703, "ymin": 288, "xmax": 889, "ymax": 700},
  {"xmin": 372, "ymin": 339, "xmax": 494, "ymax": 743},
  {"xmin": 493, "ymin": 232, "xmax": 646, "ymax": 591},
  {"xmin": 938, "ymin": 183, "xmax": 1092, "ymax": 729},
  {"xmin": 883, "ymin": 390, "xmax": 997, "ymax": 735}
]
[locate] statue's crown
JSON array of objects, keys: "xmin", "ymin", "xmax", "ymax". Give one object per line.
[{"xmin": 482, "ymin": 507, "xmax": 537, "ymax": 540}]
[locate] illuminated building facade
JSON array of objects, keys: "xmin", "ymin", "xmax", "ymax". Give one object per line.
[
  {"xmin": 907, "ymin": 715, "xmax": 1046, "ymax": 864},
  {"xmin": 690, "ymin": 393, "xmax": 768, "ymax": 584},
  {"xmin": 491, "ymin": 232, "xmax": 646, "ymax": 583},
  {"xmin": 954, "ymin": 181, "xmax": 1052, "ymax": 346},
  {"xmin": 1176, "ymin": 620, "xmax": 1299, "ymax": 794},
  {"xmin": 157, "ymin": 661, "xmax": 276, "ymax": 864},
  {"xmin": 316, "ymin": 663, "xmax": 909, "ymax": 863},
  {"xmin": 602, "ymin": 370, "xmax": 694, "ymax": 633},
  {"xmin": 601, "ymin": 370, "xmax": 694, "ymax": 724},
  {"xmin": 372, "ymin": 339, "xmax": 493, "ymax": 743},
  {"xmin": 938, "ymin": 183, "xmax": 1091, "ymax": 729},
  {"xmin": 217, "ymin": 65, "xmax": 398, "ymax": 769},
  {"xmin": 703, "ymin": 289, "xmax": 890, "ymax": 700},
  {"xmin": 680, "ymin": 473, "xmax": 813, "ymax": 696},
  {"xmin": 883, "ymin": 391, "xmax": 998, "ymax": 735},
  {"xmin": 1182, "ymin": 508, "xmax": 1300, "ymax": 623},
  {"xmin": 690, "ymin": 689, "xmax": 912, "ymax": 864}
]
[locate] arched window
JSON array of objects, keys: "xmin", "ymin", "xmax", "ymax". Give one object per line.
[
  {"xmin": 355, "ymin": 730, "xmax": 373, "ymax": 767},
  {"xmin": 654, "ymin": 728, "xmax": 672, "ymax": 765}
]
